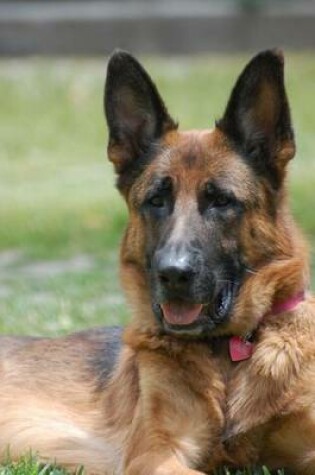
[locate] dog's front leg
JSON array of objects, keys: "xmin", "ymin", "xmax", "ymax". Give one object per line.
[
  {"xmin": 122, "ymin": 356, "xmax": 220, "ymax": 475},
  {"xmin": 123, "ymin": 401, "xmax": 208, "ymax": 475}
]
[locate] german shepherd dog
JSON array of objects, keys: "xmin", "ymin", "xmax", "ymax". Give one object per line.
[{"xmin": 0, "ymin": 50, "xmax": 314, "ymax": 474}]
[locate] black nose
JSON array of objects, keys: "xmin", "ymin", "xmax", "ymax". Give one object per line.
[{"xmin": 155, "ymin": 247, "xmax": 195, "ymax": 290}]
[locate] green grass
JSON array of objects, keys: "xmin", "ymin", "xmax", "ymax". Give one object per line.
[
  {"xmin": 0, "ymin": 54, "xmax": 314, "ymax": 473},
  {"xmin": 0, "ymin": 455, "xmax": 283, "ymax": 475},
  {"xmin": 0, "ymin": 455, "xmax": 75, "ymax": 475}
]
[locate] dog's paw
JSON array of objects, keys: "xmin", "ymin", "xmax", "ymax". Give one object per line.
[{"xmin": 252, "ymin": 334, "xmax": 303, "ymax": 382}]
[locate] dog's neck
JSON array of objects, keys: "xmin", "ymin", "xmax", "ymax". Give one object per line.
[
  {"xmin": 225, "ymin": 252, "xmax": 309, "ymax": 338},
  {"xmin": 229, "ymin": 289, "xmax": 306, "ymax": 362}
]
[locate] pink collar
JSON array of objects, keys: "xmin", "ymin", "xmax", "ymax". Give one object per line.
[{"xmin": 229, "ymin": 291, "xmax": 305, "ymax": 362}]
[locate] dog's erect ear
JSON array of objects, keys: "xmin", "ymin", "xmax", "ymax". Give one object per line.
[
  {"xmin": 104, "ymin": 51, "xmax": 176, "ymax": 175},
  {"xmin": 217, "ymin": 50, "xmax": 295, "ymax": 186}
]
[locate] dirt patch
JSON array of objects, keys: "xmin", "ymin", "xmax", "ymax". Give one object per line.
[
  {"xmin": 14, "ymin": 254, "xmax": 95, "ymax": 278},
  {"xmin": 0, "ymin": 249, "xmax": 24, "ymax": 268}
]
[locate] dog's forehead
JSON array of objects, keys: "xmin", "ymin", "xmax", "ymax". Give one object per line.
[
  {"xmin": 163, "ymin": 128, "xmax": 228, "ymax": 165},
  {"xmin": 151, "ymin": 129, "xmax": 256, "ymax": 199}
]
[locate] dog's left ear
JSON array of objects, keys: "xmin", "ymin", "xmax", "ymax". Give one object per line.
[
  {"xmin": 104, "ymin": 50, "xmax": 176, "ymax": 176},
  {"xmin": 217, "ymin": 50, "xmax": 295, "ymax": 186}
]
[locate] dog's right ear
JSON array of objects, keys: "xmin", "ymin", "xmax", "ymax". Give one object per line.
[{"xmin": 104, "ymin": 51, "xmax": 176, "ymax": 176}]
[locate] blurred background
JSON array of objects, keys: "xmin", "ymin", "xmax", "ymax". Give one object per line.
[
  {"xmin": 0, "ymin": 0, "xmax": 315, "ymax": 337},
  {"xmin": 1, "ymin": 0, "xmax": 315, "ymax": 55}
]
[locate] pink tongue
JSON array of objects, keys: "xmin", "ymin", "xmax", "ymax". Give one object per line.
[{"xmin": 161, "ymin": 302, "xmax": 203, "ymax": 325}]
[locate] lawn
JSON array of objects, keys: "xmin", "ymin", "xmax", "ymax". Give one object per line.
[
  {"xmin": 0, "ymin": 53, "xmax": 314, "ymax": 473},
  {"xmin": 0, "ymin": 456, "xmax": 284, "ymax": 475}
]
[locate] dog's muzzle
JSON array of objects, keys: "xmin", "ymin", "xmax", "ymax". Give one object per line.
[
  {"xmin": 152, "ymin": 281, "xmax": 238, "ymax": 337},
  {"xmin": 151, "ymin": 243, "xmax": 240, "ymax": 337}
]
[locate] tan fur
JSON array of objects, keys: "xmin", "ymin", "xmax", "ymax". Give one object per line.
[
  {"xmin": 0, "ymin": 335, "xmax": 133, "ymax": 473},
  {"xmin": 221, "ymin": 206, "xmax": 315, "ymax": 473},
  {"xmin": 224, "ymin": 286, "xmax": 315, "ymax": 474}
]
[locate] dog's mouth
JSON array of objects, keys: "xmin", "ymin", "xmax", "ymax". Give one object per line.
[
  {"xmin": 161, "ymin": 302, "xmax": 203, "ymax": 326},
  {"xmin": 157, "ymin": 282, "xmax": 237, "ymax": 337}
]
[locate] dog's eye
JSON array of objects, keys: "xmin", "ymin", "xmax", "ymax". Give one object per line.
[
  {"xmin": 148, "ymin": 195, "xmax": 165, "ymax": 208},
  {"xmin": 211, "ymin": 194, "xmax": 232, "ymax": 208},
  {"xmin": 204, "ymin": 183, "xmax": 234, "ymax": 210},
  {"xmin": 205, "ymin": 192, "xmax": 233, "ymax": 209}
]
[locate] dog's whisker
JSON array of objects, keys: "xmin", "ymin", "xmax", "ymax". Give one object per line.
[{"xmin": 244, "ymin": 267, "xmax": 258, "ymax": 275}]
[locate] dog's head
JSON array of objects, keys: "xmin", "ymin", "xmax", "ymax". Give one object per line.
[{"xmin": 104, "ymin": 50, "xmax": 300, "ymax": 339}]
